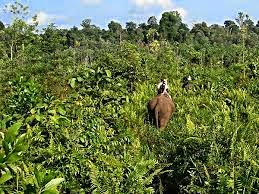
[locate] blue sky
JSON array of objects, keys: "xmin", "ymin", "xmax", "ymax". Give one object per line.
[{"xmin": 0, "ymin": 0, "xmax": 259, "ymax": 29}]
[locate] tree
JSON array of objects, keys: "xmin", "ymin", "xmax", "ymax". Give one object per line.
[
  {"xmin": 244, "ymin": 18, "xmax": 254, "ymax": 28},
  {"xmin": 224, "ymin": 20, "xmax": 236, "ymax": 28},
  {"xmin": 138, "ymin": 23, "xmax": 148, "ymax": 31},
  {"xmin": 108, "ymin": 21, "xmax": 122, "ymax": 34},
  {"xmin": 126, "ymin": 21, "xmax": 137, "ymax": 34},
  {"xmin": 177, "ymin": 23, "xmax": 189, "ymax": 43},
  {"xmin": 224, "ymin": 20, "xmax": 239, "ymax": 34},
  {"xmin": 81, "ymin": 18, "xmax": 91, "ymax": 29},
  {"xmin": 159, "ymin": 11, "xmax": 188, "ymax": 42},
  {"xmin": 126, "ymin": 21, "xmax": 137, "ymax": 42},
  {"xmin": 66, "ymin": 26, "xmax": 83, "ymax": 47},
  {"xmin": 137, "ymin": 23, "xmax": 149, "ymax": 44},
  {"xmin": 41, "ymin": 23, "xmax": 66, "ymax": 54},
  {"xmin": 107, "ymin": 21, "xmax": 123, "ymax": 43},
  {"xmin": 147, "ymin": 16, "xmax": 158, "ymax": 28},
  {"xmin": 80, "ymin": 18, "xmax": 101, "ymax": 41},
  {"xmin": 190, "ymin": 22, "xmax": 210, "ymax": 46},
  {"xmin": 146, "ymin": 16, "xmax": 159, "ymax": 43},
  {"xmin": 147, "ymin": 28, "xmax": 159, "ymax": 43},
  {"xmin": 255, "ymin": 21, "xmax": 259, "ymax": 35},
  {"xmin": 4, "ymin": 1, "xmax": 29, "ymax": 20},
  {"xmin": 0, "ymin": 21, "xmax": 5, "ymax": 30},
  {"xmin": 209, "ymin": 24, "xmax": 226, "ymax": 44},
  {"xmin": 191, "ymin": 22, "xmax": 210, "ymax": 37},
  {"xmin": 1, "ymin": 1, "xmax": 38, "ymax": 61},
  {"xmin": 235, "ymin": 12, "xmax": 248, "ymax": 64}
]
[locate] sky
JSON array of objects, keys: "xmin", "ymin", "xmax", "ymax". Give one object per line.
[{"xmin": 0, "ymin": 0, "xmax": 259, "ymax": 29}]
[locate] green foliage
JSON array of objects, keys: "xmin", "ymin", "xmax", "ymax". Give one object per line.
[
  {"xmin": 0, "ymin": 3, "xmax": 259, "ymax": 193},
  {"xmin": 0, "ymin": 117, "xmax": 64, "ymax": 193},
  {"xmin": 0, "ymin": 120, "xmax": 25, "ymax": 185},
  {"xmin": 6, "ymin": 76, "xmax": 42, "ymax": 115},
  {"xmin": 159, "ymin": 11, "xmax": 189, "ymax": 43},
  {"xmin": 122, "ymin": 63, "xmax": 259, "ymax": 193}
]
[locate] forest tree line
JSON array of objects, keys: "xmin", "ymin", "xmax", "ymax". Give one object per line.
[{"xmin": 0, "ymin": 4, "xmax": 259, "ymax": 67}]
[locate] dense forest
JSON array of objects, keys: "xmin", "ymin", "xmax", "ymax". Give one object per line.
[{"xmin": 0, "ymin": 1, "xmax": 259, "ymax": 193}]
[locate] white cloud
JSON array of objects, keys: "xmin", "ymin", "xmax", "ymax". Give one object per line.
[
  {"xmin": 27, "ymin": 11, "xmax": 66, "ymax": 26},
  {"xmin": 131, "ymin": 0, "xmax": 173, "ymax": 9},
  {"xmin": 130, "ymin": 0, "xmax": 188, "ymax": 19},
  {"xmin": 158, "ymin": 7, "xmax": 188, "ymax": 20},
  {"xmin": 36, "ymin": 11, "xmax": 53, "ymax": 25},
  {"xmin": 57, "ymin": 24, "xmax": 73, "ymax": 29},
  {"xmin": 80, "ymin": 0, "xmax": 102, "ymax": 5}
]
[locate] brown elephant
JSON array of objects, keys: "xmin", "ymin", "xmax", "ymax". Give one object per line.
[{"xmin": 147, "ymin": 80, "xmax": 176, "ymax": 130}]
